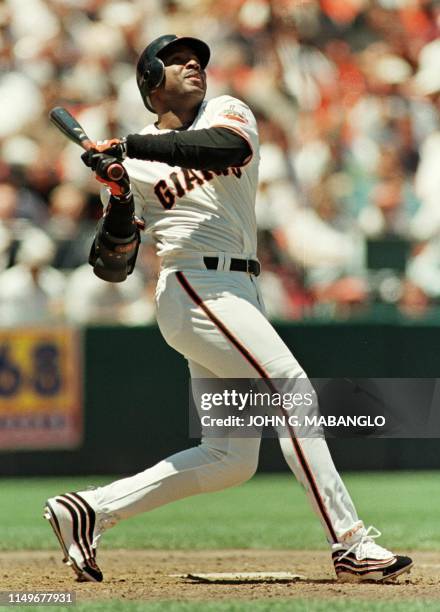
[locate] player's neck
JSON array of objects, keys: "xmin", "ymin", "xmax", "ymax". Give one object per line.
[{"xmin": 155, "ymin": 107, "xmax": 199, "ymax": 131}]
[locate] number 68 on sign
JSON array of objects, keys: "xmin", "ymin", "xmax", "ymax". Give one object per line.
[{"xmin": 0, "ymin": 327, "xmax": 82, "ymax": 450}]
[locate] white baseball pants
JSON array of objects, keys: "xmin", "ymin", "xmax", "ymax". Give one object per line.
[{"xmin": 92, "ymin": 267, "xmax": 360, "ymax": 543}]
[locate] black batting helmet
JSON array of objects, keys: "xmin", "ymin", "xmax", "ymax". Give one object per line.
[{"xmin": 136, "ymin": 34, "xmax": 210, "ymax": 112}]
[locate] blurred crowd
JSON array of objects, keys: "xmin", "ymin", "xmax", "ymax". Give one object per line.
[{"xmin": 1, "ymin": 0, "xmax": 440, "ymax": 325}]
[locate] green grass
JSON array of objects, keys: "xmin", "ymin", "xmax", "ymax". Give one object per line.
[
  {"xmin": 1, "ymin": 472, "xmax": 439, "ymax": 551},
  {"xmin": 22, "ymin": 601, "xmax": 440, "ymax": 612}
]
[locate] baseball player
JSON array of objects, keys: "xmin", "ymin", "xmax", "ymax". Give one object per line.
[{"xmin": 44, "ymin": 35, "xmax": 413, "ymax": 583}]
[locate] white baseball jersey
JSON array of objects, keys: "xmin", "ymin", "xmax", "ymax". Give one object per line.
[{"xmin": 122, "ymin": 95, "xmax": 260, "ymax": 259}]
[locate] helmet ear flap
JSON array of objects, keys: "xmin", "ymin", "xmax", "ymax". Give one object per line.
[
  {"xmin": 144, "ymin": 57, "xmax": 165, "ymax": 91},
  {"xmin": 138, "ymin": 57, "xmax": 165, "ymax": 111}
]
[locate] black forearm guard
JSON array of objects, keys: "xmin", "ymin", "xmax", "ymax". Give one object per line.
[
  {"xmin": 88, "ymin": 217, "xmax": 141, "ymax": 283},
  {"xmin": 125, "ymin": 127, "xmax": 251, "ymax": 170}
]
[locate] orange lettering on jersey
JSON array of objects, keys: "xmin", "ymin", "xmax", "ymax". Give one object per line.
[
  {"xmin": 231, "ymin": 167, "xmax": 242, "ymax": 178},
  {"xmin": 223, "ymin": 114, "xmax": 247, "ymax": 124},
  {"xmin": 154, "ymin": 179, "xmax": 175, "ymax": 209},
  {"xmin": 220, "ymin": 104, "xmax": 249, "ymax": 125}
]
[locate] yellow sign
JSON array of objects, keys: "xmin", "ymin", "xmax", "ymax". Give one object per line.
[{"xmin": 0, "ymin": 327, "xmax": 82, "ymax": 450}]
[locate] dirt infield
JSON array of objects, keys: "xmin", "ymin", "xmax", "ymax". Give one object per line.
[{"xmin": 0, "ymin": 550, "xmax": 439, "ymax": 603}]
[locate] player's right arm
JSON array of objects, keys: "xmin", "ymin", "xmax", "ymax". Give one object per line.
[
  {"xmin": 122, "ymin": 126, "xmax": 251, "ymax": 170},
  {"xmin": 92, "ymin": 98, "xmax": 256, "ymax": 171},
  {"xmin": 93, "ymin": 128, "xmax": 250, "ymax": 171}
]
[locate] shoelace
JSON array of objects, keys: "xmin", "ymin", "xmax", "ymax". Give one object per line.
[
  {"xmin": 85, "ymin": 486, "xmax": 119, "ymax": 550},
  {"xmin": 339, "ymin": 525, "xmax": 393, "ymax": 561},
  {"xmin": 93, "ymin": 513, "xmax": 119, "ymax": 549}
]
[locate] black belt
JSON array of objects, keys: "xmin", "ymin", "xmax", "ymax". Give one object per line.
[{"xmin": 203, "ymin": 256, "xmax": 261, "ymax": 276}]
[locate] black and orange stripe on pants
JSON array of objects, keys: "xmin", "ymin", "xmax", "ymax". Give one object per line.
[
  {"xmin": 176, "ymin": 270, "xmax": 340, "ymax": 541},
  {"xmin": 92, "ymin": 267, "xmax": 360, "ymax": 544}
]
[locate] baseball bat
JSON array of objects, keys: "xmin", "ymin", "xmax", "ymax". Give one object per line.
[{"xmin": 49, "ymin": 106, "xmax": 125, "ymax": 181}]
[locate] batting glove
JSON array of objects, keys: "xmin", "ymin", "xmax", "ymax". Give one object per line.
[
  {"xmin": 82, "ymin": 151, "xmax": 130, "ymax": 198},
  {"xmin": 94, "ymin": 138, "xmax": 127, "ymax": 159}
]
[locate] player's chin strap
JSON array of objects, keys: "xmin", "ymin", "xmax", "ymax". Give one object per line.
[{"xmin": 89, "ymin": 215, "xmax": 144, "ymax": 283}]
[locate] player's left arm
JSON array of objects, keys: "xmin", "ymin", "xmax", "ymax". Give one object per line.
[{"xmin": 82, "ymin": 152, "xmax": 142, "ymax": 283}]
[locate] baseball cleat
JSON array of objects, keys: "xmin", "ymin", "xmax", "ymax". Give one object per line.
[
  {"xmin": 44, "ymin": 492, "xmax": 103, "ymax": 582},
  {"xmin": 332, "ymin": 526, "xmax": 413, "ymax": 582}
]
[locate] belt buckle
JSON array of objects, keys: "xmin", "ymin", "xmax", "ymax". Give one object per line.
[
  {"xmin": 250, "ymin": 260, "xmax": 261, "ymax": 277},
  {"xmin": 245, "ymin": 259, "xmax": 251, "ymax": 274}
]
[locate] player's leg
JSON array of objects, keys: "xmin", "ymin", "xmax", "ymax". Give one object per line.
[
  {"xmin": 160, "ymin": 270, "xmax": 357, "ymax": 538},
  {"xmin": 80, "ymin": 360, "xmax": 260, "ymax": 519},
  {"xmin": 161, "ymin": 269, "xmax": 412, "ymax": 581},
  {"xmin": 44, "ymin": 357, "xmax": 261, "ymax": 581}
]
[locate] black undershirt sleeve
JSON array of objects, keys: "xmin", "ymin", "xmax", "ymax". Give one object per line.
[{"xmin": 125, "ymin": 127, "xmax": 251, "ymax": 171}]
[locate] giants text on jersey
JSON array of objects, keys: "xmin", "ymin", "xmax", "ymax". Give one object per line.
[{"xmin": 118, "ymin": 96, "xmax": 260, "ymax": 259}]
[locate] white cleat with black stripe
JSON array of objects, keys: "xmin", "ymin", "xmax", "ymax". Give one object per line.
[
  {"xmin": 44, "ymin": 492, "xmax": 103, "ymax": 583},
  {"xmin": 332, "ymin": 526, "xmax": 413, "ymax": 583}
]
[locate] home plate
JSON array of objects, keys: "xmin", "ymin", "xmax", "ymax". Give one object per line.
[{"xmin": 173, "ymin": 572, "xmax": 305, "ymax": 583}]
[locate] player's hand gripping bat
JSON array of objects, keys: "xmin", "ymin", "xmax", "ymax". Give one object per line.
[{"xmin": 49, "ymin": 106, "xmax": 125, "ymax": 181}]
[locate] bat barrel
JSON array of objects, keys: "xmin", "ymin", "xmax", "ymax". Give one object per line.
[{"xmin": 49, "ymin": 106, "xmax": 125, "ymax": 181}]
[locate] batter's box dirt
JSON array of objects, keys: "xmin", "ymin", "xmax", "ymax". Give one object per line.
[{"xmin": 0, "ymin": 550, "xmax": 438, "ymax": 603}]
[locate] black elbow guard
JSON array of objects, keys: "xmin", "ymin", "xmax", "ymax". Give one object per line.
[{"xmin": 88, "ymin": 217, "xmax": 141, "ymax": 283}]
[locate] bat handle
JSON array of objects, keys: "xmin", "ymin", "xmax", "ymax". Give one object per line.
[
  {"xmin": 82, "ymin": 140, "xmax": 125, "ymax": 180},
  {"xmin": 107, "ymin": 163, "xmax": 125, "ymax": 181}
]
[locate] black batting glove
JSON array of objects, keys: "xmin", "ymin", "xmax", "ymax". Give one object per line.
[
  {"xmin": 82, "ymin": 151, "xmax": 130, "ymax": 198},
  {"xmin": 93, "ymin": 138, "xmax": 127, "ymax": 159},
  {"xmin": 81, "ymin": 149, "xmax": 105, "ymax": 171},
  {"xmin": 99, "ymin": 139, "xmax": 127, "ymax": 159}
]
